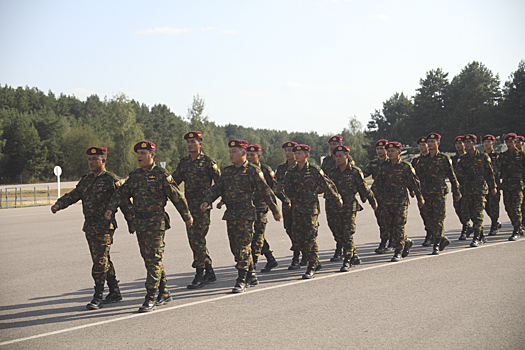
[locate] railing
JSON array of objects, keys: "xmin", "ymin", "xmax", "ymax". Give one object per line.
[{"xmin": 0, "ymin": 186, "xmax": 51, "ymax": 208}]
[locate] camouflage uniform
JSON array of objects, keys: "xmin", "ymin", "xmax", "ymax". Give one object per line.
[
  {"xmin": 275, "ymin": 162, "xmax": 341, "ymax": 265},
  {"xmin": 374, "ymin": 160, "xmax": 422, "ymax": 252},
  {"xmin": 203, "ymin": 160, "xmax": 280, "ymax": 272},
  {"xmin": 173, "ymin": 152, "xmax": 221, "ymax": 269},
  {"xmin": 107, "ymin": 164, "xmax": 191, "ymax": 291},
  {"xmin": 484, "ymin": 150, "xmax": 501, "ymax": 232},
  {"xmin": 411, "ymin": 155, "xmax": 430, "ymax": 240},
  {"xmin": 327, "ymin": 164, "xmax": 376, "ymax": 262},
  {"xmin": 456, "ymin": 150, "xmax": 496, "ymax": 243},
  {"xmin": 498, "ymin": 149, "xmax": 525, "ymax": 233},
  {"xmin": 55, "ymin": 171, "xmax": 134, "ymax": 288},
  {"xmin": 451, "ymin": 152, "xmax": 470, "ymax": 228},
  {"xmin": 275, "ymin": 161, "xmax": 297, "ymax": 251},
  {"xmin": 363, "ymin": 158, "xmax": 388, "ymax": 241}
]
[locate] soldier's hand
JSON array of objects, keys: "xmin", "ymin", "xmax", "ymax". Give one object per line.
[
  {"xmin": 51, "ymin": 205, "xmax": 59, "ymax": 214},
  {"xmin": 185, "ymin": 217, "xmax": 194, "ymax": 227},
  {"xmin": 418, "ymin": 199, "xmax": 425, "ymax": 208},
  {"xmin": 455, "ymin": 194, "xmax": 462, "ymax": 202},
  {"xmin": 491, "ymin": 188, "xmax": 497, "ymax": 196},
  {"xmin": 200, "ymin": 202, "xmax": 209, "ymax": 212},
  {"xmin": 217, "ymin": 200, "xmax": 224, "ymax": 209},
  {"xmin": 337, "ymin": 199, "xmax": 343, "ymax": 208},
  {"xmin": 372, "ymin": 204, "xmax": 378, "ymax": 211},
  {"xmin": 128, "ymin": 222, "xmax": 135, "ymax": 234},
  {"xmin": 104, "ymin": 210, "xmax": 113, "ymax": 220},
  {"xmin": 410, "ymin": 191, "xmax": 415, "ymax": 198},
  {"xmin": 273, "ymin": 212, "xmax": 282, "ymax": 222}
]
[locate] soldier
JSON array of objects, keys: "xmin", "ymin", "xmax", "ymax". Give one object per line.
[
  {"xmin": 411, "ymin": 136, "xmax": 432, "ymax": 247},
  {"xmin": 363, "ymin": 139, "xmax": 390, "ymax": 254},
  {"xmin": 482, "ymin": 134, "xmax": 502, "ymax": 236},
  {"xmin": 328, "ymin": 145, "xmax": 377, "ymax": 272},
  {"xmin": 498, "ymin": 133, "xmax": 525, "ymax": 241},
  {"xmin": 456, "ymin": 134, "xmax": 497, "ymax": 247},
  {"xmin": 173, "ymin": 131, "xmax": 221, "ymax": 289},
  {"xmin": 200, "ymin": 140, "xmax": 281, "ymax": 293},
  {"xmin": 415, "ymin": 133, "xmax": 461, "ymax": 255},
  {"xmin": 452, "ymin": 136, "xmax": 473, "ymax": 240},
  {"xmin": 516, "ymin": 135, "xmax": 525, "ymax": 234},
  {"xmin": 321, "ymin": 135, "xmax": 355, "ymax": 262},
  {"xmin": 516, "ymin": 135, "xmax": 525, "ymax": 151},
  {"xmin": 374, "ymin": 142, "xmax": 424, "ymax": 262},
  {"xmin": 51, "ymin": 147, "xmax": 134, "ymax": 310},
  {"xmin": 245, "ymin": 144, "xmax": 279, "ymax": 273},
  {"xmin": 104, "ymin": 141, "xmax": 193, "ymax": 313},
  {"xmin": 274, "ymin": 144, "xmax": 342, "ymax": 279}
]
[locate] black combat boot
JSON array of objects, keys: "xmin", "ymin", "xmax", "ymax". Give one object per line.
[
  {"xmin": 386, "ymin": 239, "xmax": 394, "ymax": 252},
  {"xmin": 422, "ymin": 231, "xmax": 433, "ymax": 247},
  {"xmin": 261, "ymin": 251, "xmax": 278, "ymax": 272},
  {"xmin": 520, "ymin": 225, "xmax": 525, "ymax": 236},
  {"xmin": 246, "ymin": 271, "xmax": 259, "ymax": 286},
  {"xmin": 350, "ymin": 253, "xmax": 362, "ymax": 265},
  {"xmin": 103, "ymin": 276, "xmax": 122, "ymax": 304},
  {"xmin": 391, "ymin": 250, "xmax": 402, "ymax": 262},
  {"xmin": 157, "ymin": 280, "xmax": 172, "ymax": 305},
  {"xmin": 488, "ymin": 221, "xmax": 501, "ymax": 236},
  {"xmin": 431, "ymin": 242, "xmax": 440, "ymax": 255},
  {"xmin": 459, "ymin": 224, "xmax": 468, "ymax": 240},
  {"xmin": 86, "ymin": 284, "xmax": 104, "ymax": 310},
  {"xmin": 340, "ymin": 258, "xmax": 352, "ymax": 272},
  {"xmin": 288, "ymin": 250, "xmax": 301, "ymax": 270},
  {"xmin": 138, "ymin": 289, "xmax": 157, "ymax": 313},
  {"xmin": 299, "ymin": 253, "xmax": 308, "ymax": 266},
  {"xmin": 466, "ymin": 225, "xmax": 473, "ymax": 238},
  {"xmin": 204, "ymin": 262, "xmax": 217, "ymax": 283},
  {"xmin": 470, "ymin": 230, "xmax": 482, "ymax": 247},
  {"xmin": 438, "ymin": 236, "xmax": 451, "ymax": 251},
  {"xmin": 232, "ymin": 270, "xmax": 247, "ymax": 293},
  {"xmin": 330, "ymin": 243, "xmax": 343, "ymax": 262},
  {"xmin": 375, "ymin": 238, "xmax": 388, "ymax": 254},
  {"xmin": 187, "ymin": 268, "xmax": 206, "ymax": 289},
  {"xmin": 508, "ymin": 226, "xmax": 520, "ymax": 241},
  {"xmin": 401, "ymin": 238, "xmax": 413, "ymax": 258},
  {"xmin": 302, "ymin": 260, "xmax": 322, "ymax": 279}
]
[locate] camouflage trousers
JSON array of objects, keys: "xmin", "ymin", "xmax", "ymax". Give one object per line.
[
  {"xmin": 282, "ymin": 205, "xmax": 298, "ymax": 251},
  {"xmin": 251, "ymin": 211, "xmax": 268, "ymax": 270},
  {"xmin": 85, "ymin": 229, "xmax": 116, "ymax": 286},
  {"xmin": 326, "ymin": 208, "xmax": 340, "ymax": 246},
  {"xmin": 292, "ymin": 208, "xmax": 319, "ymax": 264},
  {"xmin": 453, "ymin": 196, "xmax": 469, "ymax": 225},
  {"xmin": 502, "ymin": 189, "xmax": 523, "ymax": 228},
  {"xmin": 381, "ymin": 204, "xmax": 408, "ymax": 251},
  {"xmin": 327, "ymin": 210, "xmax": 357, "ymax": 260},
  {"xmin": 226, "ymin": 219, "xmax": 255, "ymax": 271},
  {"xmin": 375, "ymin": 198, "xmax": 389, "ymax": 240},
  {"xmin": 420, "ymin": 193, "xmax": 447, "ymax": 240},
  {"xmin": 522, "ymin": 189, "xmax": 525, "ymax": 226},
  {"xmin": 484, "ymin": 191, "xmax": 501, "ymax": 223},
  {"xmin": 461, "ymin": 194, "xmax": 486, "ymax": 232},
  {"xmin": 135, "ymin": 216, "xmax": 168, "ymax": 291},
  {"xmin": 186, "ymin": 209, "xmax": 212, "ymax": 269}
]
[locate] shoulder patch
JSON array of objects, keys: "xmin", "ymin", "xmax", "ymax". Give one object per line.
[
  {"xmin": 257, "ymin": 170, "xmax": 265, "ymax": 180},
  {"xmin": 166, "ymin": 174, "xmax": 174, "ymax": 183},
  {"xmin": 270, "ymin": 170, "xmax": 275, "ymax": 178},
  {"xmin": 212, "ymin": 163, "xmax": 218, "ymax": 171},
  {"xmin": 319, "ymin": 169, "xmax": 325, "ymax": 176}
]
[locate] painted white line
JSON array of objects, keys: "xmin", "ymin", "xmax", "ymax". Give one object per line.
[{"xmin": 1, "ymin": 239, "xmax": 522, "ymax": 346}]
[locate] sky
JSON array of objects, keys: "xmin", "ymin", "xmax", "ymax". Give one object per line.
[{"xmin": 1, "ymin": 0, "xmax": 524, "ymax": 135}]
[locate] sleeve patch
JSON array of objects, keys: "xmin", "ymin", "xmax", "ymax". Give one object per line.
[
  {"xmin": 166, "ymin": 175, "xmax": 174, "ymax": 183},
  {"xmin": 258, "ymin": 170, "xmax": 265, "ymax": 180},
  {"xmin": 319, "ymin": 169, "xmax": 325, "ymax": 176},
  {"xmin": 270, "ymin": 170, "xmax": 275, "ymax": 177},
  {"xmin": 213, "ymin": 163, "xmax": 218, "ymax": 171}
]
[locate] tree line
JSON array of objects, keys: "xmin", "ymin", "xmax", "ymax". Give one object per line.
[{"xmin": 0, "ymin": 60, "xmax": 523, "ymax": 184}]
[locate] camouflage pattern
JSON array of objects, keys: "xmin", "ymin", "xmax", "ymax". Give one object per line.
[
  {"xmin": 55, "ymin": 171, "xmax": 134, "ymax": 286},
  {"xmin": 327, "ymin": 164, "xmax": 377, "ymax": 260},
  {"xmin": 275, "ymin": 161, "xmax": 297, "ymax": 250},
  {"xmin": 498, "ymin": 149, "xmax": 525, "ymax": 227},
  {"xmin": 451, "ymin": 152, "xmax": 469, "ymax": 225},
  {"xmin": 107, "ymin": 164, "xmax": 191, "ymax": 290},
  {"xmin": 173, "ymin": 151, "xmax": 221, "ymax": 268},
  {"xmin": 484, "ymin": 150, "xmax": 501, "ymax": 223},
  {"xmin": 374, "ymin": 160, "xmax": 422, "ymax": 251},
  {"xmin": 456, "ymin": 150, "xmax": 497, "ymax": 232},
  {"xmin": 274, "ymin": 161, "xmax": 341, "ymax": 264},
  {"xmin": 411, "ymin": 155, "xmax": 430, "ymax": 233},
  {"xmin": 363, "ymin": 158, "xmax": 388, "ymax": 239},
  {"xmin": 414, "ymin": 151, "xmax": 460, "ymax": 241},
  {"xmin": 203, "ymin": 160, "xmax": 280, "ymax": 271}
]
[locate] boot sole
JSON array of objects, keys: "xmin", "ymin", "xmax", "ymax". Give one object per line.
[
  {"xmin": 156, "ymin": 296, "xmax": 173, "ymax": 306},
  {"xmin": 86, "ymin": 304, "xmax": 103, "ymax": 310},
  {"xmin": 138, "ymin": 305, "xmax": 156, "ymax": 313}
]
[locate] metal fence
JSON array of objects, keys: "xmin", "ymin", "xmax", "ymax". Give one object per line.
[{"xmin": 0, "ymin": 186, "xmax": 51, "ymax": 209}]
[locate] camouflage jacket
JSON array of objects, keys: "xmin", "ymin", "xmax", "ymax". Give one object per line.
[
  {"xmin": 107, "ymin": 164, "xmax": 191, "ymax": 225},
  {"xmin": 327, "ymin": 164, "xmax": 377, "ymax": 213},
  {"xmin": 374, "ymin": 160, "xmax": 422, "ymax": 206},
  {"xmin": 55, "ymin": 171, "xmax": 134, "ymax": 233},
  {"xmin": 498, "ymin": 149, "xmax": 525, "ymax": 191},
  {"xmin": 275, "ymin": 161, "xmax": 296, "ymax": 206},
  {"xmin": 414, "ymin": 151, "xmax": 460, "ymax": 197},
  {"xmin": 363, "ymin": 158, "xmax": 387, "ymax": 194},
  {"xmin": 253, "ymin": 162, "xmax": 277, "ymax": 212},
  {"xmin": 203, "ymin": 160, "xmax": 280, "ymax": 221},
  {"xmin": 456, "ymin": 150, "xmax": 496, "ymax": 195},
  {"xmin": 451, "ymin": 152, "xmax": 466, "ymax": 184},
  {"xmin": 274, "ymin": 161, "xmax": 341, "ymax": 215},
  {"xmin": 173, "ymin": 152, "xmax": 221, "ymax": 211},
  {"xmin": 320, "ymin": 155, "xmax": 355, "ymax": 198}
]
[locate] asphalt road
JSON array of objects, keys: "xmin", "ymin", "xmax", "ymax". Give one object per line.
[{"xmin": 0, "ymin": 195, "xmax": 523, "ymax": 349}]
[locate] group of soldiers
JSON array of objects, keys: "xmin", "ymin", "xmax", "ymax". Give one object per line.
[{"xmin": 51, "ymin": 130, "xmax": 525, "ymax": 313}]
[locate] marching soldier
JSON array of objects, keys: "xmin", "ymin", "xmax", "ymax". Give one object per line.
[
  {"xmin": 275, "ymin": 144, "xmax": 342, "ymax": 279},
  {"xmin": 456, "ymin": 134, "xmax": 497, "ymax": 247},
  {"xmin": 516, "ymin": 136, "xmax": 525, "ymax": 233},
  {"xmin": 105, "ymin": 141, "xmax": 193, "ymax": 312},
  {"xmin": 452, "ymin": 136, "xmax": 473, "ymax": 240},
  {"xmin": 482, "ymin": 134, "xmax": 502, "ymax": 236},
  {"xmin": 374, "ymin": 142, "xmax": 424, "ymax": 262},
  {"xmin": 200, "ymin": 140, "xmax": 281, "ymax": 293},
  {"xmin": 516, "ymin": 135, "xmax": 525, "ymax": 151},
  {"xmin": 411, "ymin": 136, "xmax": 432, "ymax": 246},
  {"xmin": 51, "ymin": 147, "xmax": 134, "ymax": 310},
  {"xmin": 173, "ymin": 131, "xmax": 221, "ymax": 289},
  {"xmin": 328, "ymin": 145, "xmax": 377, "ymax": 272}
]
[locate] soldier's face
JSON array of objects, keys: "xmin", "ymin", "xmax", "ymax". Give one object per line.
[
  {"xmin": 329, "ymin": 142, "xmax": 341, "ymax": 153},
  {"xmin": 284, "ymin": 147, "xmax": 295, "ymax": 161},
  {"xmin": 517, "ymin": 140, "xmax": 524, "ymax": 150},
  {"xmin": 186, "ymin": 138, "xmax": 202, "ymax": 153},
  {"xmin": 88, "ymin": 155, "xmax": 105, "ymax": 173},
  {"xmin": 505, "ymin": 139, "xmax": 516, "ymax": 151},
  {"xmin": 246, "ymin": 151, "xmax": 261, "ymax": 165},
  {"xmin": 455, "ymin": 141, "xmax": 464, "ymax": 152},
  {"xmin": 418, "ymin": 142, "xmax": 429, "ymax": 154},
  {"xmin": 427, "ymin": 139, "xmax": 439, "ymax": 151},
  {"xmin": 137, "ymin": 150, "xmax": 154, "ymax": 168},
  {"xmin": 387, "ymin": 148, "xmax": 400, "ymax": 161},
  {"xmin": 334, "ymin": 151, "xmax": 349, "ymax": 167},
  {"xmin": 483, "ymin": 139, "xmax": 494, "ymax": 151},
  {"xmin": 376, "ymin": 146, "xmax": 386, "ymax": 158},
  {"xmin": 294, "ymin": 150, "xmax": 308, "ymax": 163},
  {"xmin": 229, "ymin": 147, "xmax": 245, "ymax": 164},
  {"xmin": 464, "ymin": 139, "xmax": 475, "ymax": 152}
]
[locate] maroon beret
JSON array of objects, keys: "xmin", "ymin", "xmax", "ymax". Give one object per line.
[
  {"xmin": 464, "ymin": 134, "xmax": 477, "ymax": 142},
  {"xmin": 247, "ymin": 144, "xmax": 261, "ymax": 152},
  {"xmin": 293, "ymin": 144, "xmax": 311, "ymax": 152},
  {"xmin": 517, "ymin": 135, "xmax": 525, "ymax": 142},
  {"xmin": 427, "ymin": 133, "xmax": 441, "ymax": 140},
  {"xmin": 332, "ymin": 145, "xmax": 350, "ymax": 155},
  {"xmin": 386, "ymin": 141, "xmax": 402, "ymax": 149},
  {"xmin": 374, "ymin": 139, "xmax": 388, "ymax": 148},
  {"xmin": 228, "ymin": 139, "xmax": 248, "ymax": 148},
  {"xmin": 282, "ymin": 141, "xmax": 298, "ymax": 149},
  {"xmin": 86, "ymin": 147, "xmax": 107, "ymax": 155},
  {"xmin": 328, "ymin": 135, "xmax": 343, "ymax": 143},
  {"xmin": 482, "ymin": 134, "xmax": 495, "ymax": 142},
  {"xmin": 184, "ymin": 131, "xmax": 203, "ymax": 140},
  {"xmin": 504, "ymin": 133, "xmax": 517, "ymax": 141},
  {"xmin": 133, "ymin": 141, "xmax": 156, "ymax": 153},
  {"xmin": 416, "ymin": 136, "xmax": 427, "ymax": 144},
  {"xmin": 454, "ymin": 136, "xmax": 465, "ymax": 143}
]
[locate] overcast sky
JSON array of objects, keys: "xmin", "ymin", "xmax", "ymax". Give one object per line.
[{"xmin": 1, "ymin": 0, "xmax": 524, "ymax": 135}]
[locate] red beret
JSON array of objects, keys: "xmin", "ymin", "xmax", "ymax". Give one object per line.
[
  {"xmin": 247, "ymin": 144, "xmax": 261, "ymax": 152},
  {"xmin": 282, "ymin": 141, "xmax": 298, "ymax": 149},
  {"xmin": 482, "ymin": 134, "xmax": 495, "ymax": 142},
  {"xmin": 86, "ymin": 147, "xmax": 107, "ymax": 155},
  {"xmin": 517, "ymin": 135, "xmax": 525, "ymax": 142},
  {"xmin": 416, "ymin": 136, "xmax": 427, "ymax": 144},
  {"xmin": 464, "ymin": 134, "xmax": 477, "ymax": 142},
  {"xmin": 504, "ymin": 133, "xmax": 517, "ymax": 141},
  {"xmin": 328, "ymin": 135, "xmax": 343, "ymax": 143},
  {"xmin": 228, "ymin": 139, "xmax": 248, "ymax": 148},
  {"xmin": 386, "ymin": 141, "xmax": 402, "ymax": 149},
  {"xmin": 184, "ymin": 131, "xmax": 203, "ymax": 140},
  {"xmin": 133, "ymin": 141, "xmax": 156, "ymax": 153},
  {"xmin": 293, "ymin": 144, "xmax": 311, "ymax": 152},
  {"xmin": 374, "ymin": 139, "xmax": 388, "ymax": 148},
  {"xmin": 426, "ymin": 133, "xmax": 441, "ymax": 140},
  {"xmin": 332, "ymin": 145, "xmax": 350, "ymax": 155},
  {"xmin": 454, "ymin": 136, "xmax": 465, "ymax": 143}
]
